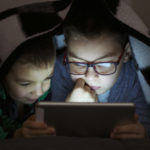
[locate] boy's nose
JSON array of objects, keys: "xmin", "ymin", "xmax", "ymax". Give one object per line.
[
  {"xmin": 85, "ymin": 67, "xmax": 98, "ymax": 80},
  {"xmin": 33, "ymin": 84, "xmax": 44, "ymax": 96}
]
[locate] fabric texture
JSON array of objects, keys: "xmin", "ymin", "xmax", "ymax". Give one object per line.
[
  {"xmin": 0, "ymin": 0, "xmax": 71, "ymax": 67},
  {"xmin": 129, "ymin": 36, "xmax": 150, "ymax": 103},
  {"xmin": 97, "ymin": 90, "xmax": 110, "ymax": 103},
  {"xmin": 112, "ymin": 0, "xmax": 150, "ymax": 39}
]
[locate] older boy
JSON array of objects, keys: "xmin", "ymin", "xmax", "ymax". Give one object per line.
[{"xmin": 50, "ymin": 5, "xmax": 150, "ymax": 139}]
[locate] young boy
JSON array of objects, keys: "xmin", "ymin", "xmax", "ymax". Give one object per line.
[
  {"xmin": 0, "ymin": 15, "xmax": 56, "ymax": 139},
  {"xmin": 50, "ymin": 7, "xmax": 150, "ymax": 139}
]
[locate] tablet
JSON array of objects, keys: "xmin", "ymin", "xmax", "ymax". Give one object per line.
[{"xmin": 35, "ymin": 102, "xmax": 135, "ymax": 137}]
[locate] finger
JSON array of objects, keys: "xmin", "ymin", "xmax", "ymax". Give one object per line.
[
  {"xmin": 113, "ymin": 125, "xmax": 137, "ymax": 134},
  {"xmin": 113, "ymin": 123, "xmax": 145, "ymax": 134},
  {"xmin": 28, "ymin": 114, "xmax": 36, "ymax": 120},
  {"xmin": 91, "ymin": 91, "xmax": 98, "ymax": 102},
  {"xmin": 93, "ymin": 96, "xmax": 98, "ymax": 102},
  {"xmin": 74, "ymin": 78, "xmax": 85, "ymax": 89},
  {"xmin": 22, "ymin": 127, "xmax": 56, "ymax": 137},
  {"xmin": 23, "ymin": 119, "xmax": 48, "ymax": 129},
  {"xmin": 48, "ymin": 127, "xmax": 56, "ymax": 135},
  {"xmin": 84, "ymin": 85, "xmax": 91, "ymax": 93},
  {"xmin": 110, "ymin": 132, "xmax": 144, "ymax": 139}
]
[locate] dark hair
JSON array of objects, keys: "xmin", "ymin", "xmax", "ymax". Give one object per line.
[
  {"xmin": 0, "ymin": 33, "xmax": 55, "ymax": 80},
  {"xmin": 63, "ymin": 0, "xmax": 128, "ymax": 48},
  {"xmin": 16, "ymin": 33, "xmax": 55, "ymax": 67}
]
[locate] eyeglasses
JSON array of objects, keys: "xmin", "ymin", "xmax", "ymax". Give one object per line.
[{"xmin": 63, "ymin": 50, "xmax": 125, "ymax": 75}]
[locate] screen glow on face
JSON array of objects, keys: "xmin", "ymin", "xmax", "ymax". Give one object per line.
[
  {"xmin": 5, "ymin": 62, "xmax": 54, "ymax": 104},
  {"xmin": 64, "ymin": 33, "xmax": 127, "ymax": 95},
  {"xmin": 64, "ymin": 49, "xmax": 124, "ymax": 75}
]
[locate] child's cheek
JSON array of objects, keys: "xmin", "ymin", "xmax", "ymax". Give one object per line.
[
  {"xmin": 102, "ymin": 75, "xmax": 118, "ymax": 89},
  {"xmin": 43, "ymin": 81, "xmax": 51, "ymax": 92},
  {"xmin": 10, "ymin": 87, "xmax": 28, "ymax": 98}
]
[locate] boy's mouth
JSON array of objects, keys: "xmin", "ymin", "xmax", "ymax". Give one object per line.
[
  {"xmin": 27, "ymin": 98, "xmax": 39, "ymax": 102},
  {"xmin": 90, "ymin": 86, "xmax": 101, "ymax": 91}
]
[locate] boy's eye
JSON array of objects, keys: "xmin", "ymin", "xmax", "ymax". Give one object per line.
[
  {"xmin": 19, "ymin": 82, "xmax": 30, "ymax": 86},
  {"xmin": 96, "ymin": 63, "xmax": 112, "ymax": 68},
  {"xmin": 77, "ymin": 63, "xmax": 86, "ymax": 66},
  {"xmin": 72, "ymin": 63, "xmax": 87, "ymax": 67},
  {"xmin": 45, "ymin": 76, "xmax": 53, "ymax": 80}
]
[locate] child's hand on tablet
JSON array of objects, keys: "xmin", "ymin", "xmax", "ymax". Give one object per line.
[
  {"xmin": 110, "ymin": 114, "xmax": 145, "ymax": 139},
  {"xmin": 66, "ymin": 78, "xmax": 98, "ymax": 102},
  {"xmin": 14, "ymin": 115, "xmax": 56, "ymax": 138}
]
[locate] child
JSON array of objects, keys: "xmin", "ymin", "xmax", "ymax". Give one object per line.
[
  {"xmin": 49, "ymin": 4, "xmax": 150, "ymax": 139},
  {"xmin": 0, "ymin": 15, "xmax": 56, "ymax": 139}
]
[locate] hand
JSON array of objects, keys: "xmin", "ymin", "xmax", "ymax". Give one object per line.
[
  {"xmin": 110, "ymin": 114, "xmax": 145, "ymax": 139},
  {"xmin": 66, "ymin": 78, "xmax": 98, "ymax": 102},
  {"xmin": 14, "ymin": 115, "xmax": 56, "ymax": 138}
]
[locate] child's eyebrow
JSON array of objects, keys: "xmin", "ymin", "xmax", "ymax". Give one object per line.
[
  {"xmin": 15, "ymin": 72, "xmax": 54, "ymax": 82},
  {"xmin": 68, "ymin": 51, "xmax": 119, "ymax": 61},
  {"xmin": 15, "ymin": 78, "xmax": 34, "ymax": 82}
]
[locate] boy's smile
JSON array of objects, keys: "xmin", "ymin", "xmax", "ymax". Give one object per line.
[
  {"xmin": 67, "ymin": 33, "xmax": 130, "ymax": 95},
  {"xmin": 4, "ymin": 61, "xmax": 54, "ymax": 104}
]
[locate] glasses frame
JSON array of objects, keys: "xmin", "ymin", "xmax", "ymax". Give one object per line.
[{"xmin": 63, "ymin": 50, "xmax": 125, "ymax": 75}]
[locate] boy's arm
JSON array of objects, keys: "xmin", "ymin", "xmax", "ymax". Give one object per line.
[
  {"xmin": 133, "ymin": 80, "xmax": 150, "ymax": 138},
  {"xmin": 135, "ymin": 101, "xmax": 150, "ymax": 138},
  {"xmin": 110, "ymin": 83, "xmax": 150, "ymax": 139},
  {"xmin": 110, "ymin": 60, "xmax": 150, "ymax": 138}
]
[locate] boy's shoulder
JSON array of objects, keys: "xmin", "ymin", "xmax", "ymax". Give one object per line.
[{"xmin": 109, "ymin": 58, "xmax": 144, "ymax": 102}]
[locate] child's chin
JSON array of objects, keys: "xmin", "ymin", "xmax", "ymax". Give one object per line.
[
  {"xmin": 96, "ymin": 89, "xmax": 107, "ymax": 95},
  {"xmin": 95, "ymin": 90, "xmax": 101, "ymax": 95},
  {"xmin": 24, "ymin": 99, "xmax": 37, "ymax": 104}
]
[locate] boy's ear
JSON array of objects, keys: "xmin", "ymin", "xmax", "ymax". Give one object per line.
[{"xmin": 123, "ymin": 42, "xmax": 131, "ymax": 63}]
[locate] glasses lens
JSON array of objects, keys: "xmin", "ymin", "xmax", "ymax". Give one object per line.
[
  {"xmin": 68, "ymin": 63, "xmax": 87, "ymax": 74},
  {"xmin": 66, "ymin": 62, "xmax": 117, "ymax": 75},
  {"xmin": 95, "ymin": 63, "xmax": 116, "ymax": 75}
]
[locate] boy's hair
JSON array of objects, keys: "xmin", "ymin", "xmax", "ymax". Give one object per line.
[
  {"xmin": 0, "ymin": 33, "xmax": 55, "ymax": 79},
  {"xmin": 63, "ymin": 0, "xmax": 128, "ymax": 48},
  {"xmin": 16, "ymin": 33, "xmax": 55, "ymax": 67}
]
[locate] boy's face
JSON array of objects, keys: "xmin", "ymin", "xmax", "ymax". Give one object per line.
[
  {"xmin": 4, "ymin": 61, "xmax": 54, "ymax": 104},
  {"xmin": 67, "ymin": 33, "xmax": 130, "ymax": 95}
]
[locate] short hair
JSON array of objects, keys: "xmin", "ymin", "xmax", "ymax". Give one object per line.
[
  {"xmin": 64, "ymin": 18, "xmax": 128, "ymax": 49},
  {"xmin": 0, "ymin": 33, "xmax": 56, "ymax": 80},
  {"xmin": 16, "ymin": 33, "xmax": 56, "ymax": 67},
  {"xmin": 63, "ymin": 0, "xmax": 128, "ymax": 48}
]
